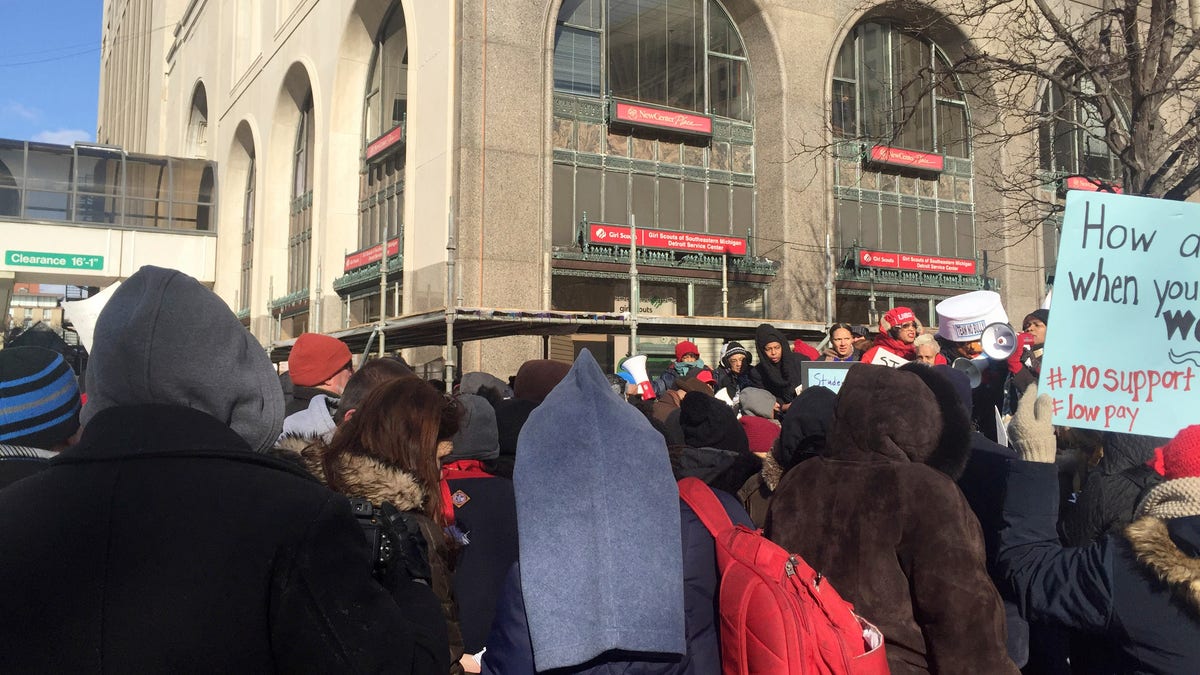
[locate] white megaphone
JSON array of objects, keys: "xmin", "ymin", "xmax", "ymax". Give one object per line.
[
  {"xmin": 952, "ymin": 356, "xmax": 990, "ymax": 389},
  {"xmin": 62, "ymin": 281, "xmax": 122, "ymax": 352},
  {"xmin": 980, "ymin": 322, "xmax": 1018, "ymax": 361},
  {"xmin": 621, "ymin": 354, "xmax": 656, "ymax": 400}
]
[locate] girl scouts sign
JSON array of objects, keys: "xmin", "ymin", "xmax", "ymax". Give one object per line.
[{"xmin": 1040, "ymin": 191, "xmax": 1200, "ymax": 437}]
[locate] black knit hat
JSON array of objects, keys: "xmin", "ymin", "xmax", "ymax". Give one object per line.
[
  {"xmin": 0, "ymin": 347, "xmax": 81, "ymax": 449},
  {"xmin": 773, "ymin": 385, "xmax": 836, "ymax": 471},
  {"xmin": 680, "ymin": 393, "xmax": 749, "ymax": 454}
]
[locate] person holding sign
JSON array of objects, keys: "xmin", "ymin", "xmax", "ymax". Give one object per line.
[
  {"xmin": 999, "ymin": 388, "xmax": 1200, "ymax": 672},
  {"xmin": 860, "ymin": 307, "xmax": 922, "ymax": 368}
]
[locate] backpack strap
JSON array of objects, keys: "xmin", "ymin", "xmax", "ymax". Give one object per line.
[{"xmin": 677, "ymin": 477, "xmax": 735, "ymax": 538}]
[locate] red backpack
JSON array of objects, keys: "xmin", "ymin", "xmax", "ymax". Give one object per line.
[{"xmin": 678, "ymin": 477, "xmax": 889, "ymax": 675}]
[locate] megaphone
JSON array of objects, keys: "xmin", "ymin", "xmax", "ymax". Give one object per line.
[
  {"xmin": 980, "ymin": 322, "xmax": 1018, "ymax": 361},
  {"xmin": 621, "ymin": 354, "xmax": 656, "ymax": 400},
  {"xmin": 952, "ymin": 356, "xmax": 990, "ymax": 389}
]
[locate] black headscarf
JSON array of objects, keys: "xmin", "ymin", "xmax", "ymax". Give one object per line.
[{"xmin": 751, "ymin": 323, "xmax": 806, "ymax": 403}]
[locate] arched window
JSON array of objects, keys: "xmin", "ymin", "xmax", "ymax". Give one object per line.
[
  {"xmin": 1038, "ymin": 78, "xmax": 1121, "ymax": 182},
  {"xmin": 187, "ymin": 84, "xmax": 209, "ymax": 157},
  {"xmin": 240, "ymin": 155, "xmax": 255, "ymax": 315},
  {"xmin": 550, "ymin": 0, "xmax": 765, "ymax": 322},
  {"xmin": 554, "ymin": 0, "xmax": 751, "ymax": 121},
  {"xmin": 832, "ymin": 22, "xmax": 968, "ymax": 157},
  {"xmin": 289, "ymin": 94, "xmax": 314, "ymax": 296},
  {"xmin": 831, "ymin": 21, "xmax": 977, "ymax": 326}
]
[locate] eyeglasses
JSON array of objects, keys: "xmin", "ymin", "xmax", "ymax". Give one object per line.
[{"xmin": 896, "ymin": 322, "xmax": 919, "ymax": 330}]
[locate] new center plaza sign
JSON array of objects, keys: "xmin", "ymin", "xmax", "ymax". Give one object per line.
[{"xmin": 589, "ymin": 224, "xmax": 747, "ymax": 256}]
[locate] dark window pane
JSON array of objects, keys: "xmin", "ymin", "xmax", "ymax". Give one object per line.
[
  {"xmin": 732, "ymin": 186, "xmax": 753, "ymax": 236},
  {"xmin": 607, "ymin": 0, "xmax": 642, "ymax": 100},
  {"xmin": 24, "ymin": 145, "xmax": 73, "ymax": 192},
  {"xmin": 832, "ymin": 80, "xmax": 856, "ymax": 137},
  {"xmin": 604, "ymin": 171, "xmax": 629, "ymax": 222},
  {"xmin": 707, "ymin": 0, "xmax": 743, "ymax": 56},
  {"xmin": 683, "ymin": 180, "xmax": 705, "ymax": 231},
  {"xmin": 834, "ymin": 36, "xmax": 856, "ymax": 81},
  {"xmin": 554, "ymin": 25, "xmax": 601, "ymax": 96},
  {"xmin": 24, "ymin": 190, "xmax": 70, "ymax": 221},
  {"xmin": 895, "ymin": 33, "xmax": 932, "ymax": 151},
  {"xmin": 836, "ymin": 198, "xmax": 860, "ymax": 251},
  {"xmin": 553, "ymin": 163, "xmax": 576, "ymax": 244},
  {"xmin": 560, "ymin": 0, "xmax": 601, "ymax": 28},
  {"xmin": 938, "ymin": 210, "xmax": 956, "ymax": 258},
  {"xmin": 957, "ymin": 212, "xmax": 975, "ymax": 259},
  {"xmin": 709, "ymin": 183, "xmax": 730, "ymax": 234},
  {"xmin": 664, "ymin": 0, "xmax": 702, "ymax": 111},
  {"xmin": 899, "ymin": 203, "xmax": 918, "ymax": 251},
  {"xmin": 860, "ymin": 200, "xmax": 880, "ymax": 249},
  {"xmin": 881, "ymin": 202, "xmax": 900, "ymax": 251},
  {"xmin": 937, "ymin": 100, "xmax": 968, "ymax": 157},
  {"xmin": 659, "ymin": 178, "xmax": 681, "ymax": 230},
  {"xmin": 858, "ymin": 23, "xmax": 888, "ymax": 140},
  {"xmin": 631, "ymin": 173, "xmax": 655, "ymax": 227},
  {"xmin": 577, "ymin": 166, "xmax": 603, "ymax": 226},
  {"xmin": 919, "ymin": 208, "xmax": 937, "ymax": 255},
  {"xmin": 710, "ymin": 55, "xmax": 751, "ymax": 121},
  {"xmin": 0, "ymin": 188, "xmax": 19, "ymax": 217}
]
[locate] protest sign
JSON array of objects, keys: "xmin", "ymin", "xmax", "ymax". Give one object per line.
[
  {"xmin": 800, "ymin": 362, "xmax": 857, "ymax": 394},
  {"xmin": 869, "ymin": 349, "xmax": 908, "ymax": 368},
  {"xmin": 1040, "ymin": 191, "xmax": 1200, "ymax": 437}
]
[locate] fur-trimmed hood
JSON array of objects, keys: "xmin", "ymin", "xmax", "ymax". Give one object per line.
[
  {"xmin": 293, "ymin": 442, "xmax": 425, "ymax": 511},
  {"xmin": 1125, "ymin": 516, "xmax": 1200, "ymax": 615},
  {"xmin": 827, "ymin": 363, "xmax": 973, "ymax": 479}
]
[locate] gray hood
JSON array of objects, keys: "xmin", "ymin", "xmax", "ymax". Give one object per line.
[{"xmin": 81, "ymin": 266, "xmax": 284, "ymax": 453}]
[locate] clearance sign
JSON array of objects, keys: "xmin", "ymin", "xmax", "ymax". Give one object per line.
[{"xmin": 589, "ymin": 224, "xmax": 747, "ymax": 256}]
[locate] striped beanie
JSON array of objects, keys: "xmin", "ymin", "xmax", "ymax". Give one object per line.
[{"xmin": 0, "ymin": 347, "xmax": 81, "ymax": 449}]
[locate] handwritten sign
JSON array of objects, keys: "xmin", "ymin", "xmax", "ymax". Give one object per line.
[
  {"xmin": 869, "ymin": 349, "xmax": 909, "ymax": 369},
  {"xmin": 800, "ymin": 362, "xmax": 858, "ymax": 394},
  {"xmin": 1041, "ymin": 191, "xmax": 1200, "ymax": 436}
]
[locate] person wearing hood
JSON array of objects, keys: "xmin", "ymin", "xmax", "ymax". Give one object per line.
[
  {"xmin": 998, "ymin": 392, "xmax": 1200, "ymax": 673},
  {"xmin": 441, "ymin": 394, "xmax": 519, "ymax": 665},
  {"xmin": 765, "ymin": 364, "xmax": 1017, "ymax": 674},
  {"xmin": 860, "ymin": 307, "xmax": 921, "ymax": 366},
  {"xmin": 481, "ymin": 350, "xmax": 752, "ymax": 674},
  {"xmin": 747, "ymin": 323, "xmax": 807, "ymax": 413},
  {"xmin": 738, "ymin": 385, "xmax": 835, "ymax": 527},
  {"xmin": 0, "ymin": 347, "xmax": 81, "ymax": 489},
  {"xmin": 674, "ymin": 392, "xmax": 761, "ymax": 496},
  {"xmin": 0, "ymin": 266, "xmax": 445, "ymax": 673},
  {"xmin": 653, "ymin": 340, "xmax": 712, "ymax": 397},
  {"xmin": 1011, "ymin": 308, "xmax": 1049, "ymax": 398},
  {"xmin": 713, "ymin": 340, "xmax": 753, "ymax": 404}
]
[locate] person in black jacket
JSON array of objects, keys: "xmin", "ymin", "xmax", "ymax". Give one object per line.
[
  {"xmin": 1060, "ymin": 431, "xmax": 1168, "ymax": 547},
  {"xmin": 999, "ymin": 387, "xmax": 1200, "ymax": 673},
  {"xmin": 747, "ymin": 323, "xmax": 807, "ymax": 414},
  {"xmin": 0, "ymin": 266, "xmax": 445, "ymax": 673}
]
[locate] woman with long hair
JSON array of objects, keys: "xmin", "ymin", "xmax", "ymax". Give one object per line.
[{"xmin": 303, "ymin": 376, "xmax": 467, "ymax": 674}]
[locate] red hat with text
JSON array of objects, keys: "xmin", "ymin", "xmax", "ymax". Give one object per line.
[
  {"xmin": 879, "ymin": 306, "xmax": 917, "ymax": 334},
  {"xmin": 288, "ymin": 333, "xmax": 352, "ymax": 387}
]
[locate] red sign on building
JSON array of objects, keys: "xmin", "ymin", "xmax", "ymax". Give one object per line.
[
  {"xmin": 858, "ymin": 248, "xmax": 976, "ymax": 275},
  {"xmin": 589, "ymin": 224, "xmax": 747, "ymax": 256},
  {"xmin": 868, "ymin": 145, "xmax": 945, "ymax": 172},
  {"xmin": 344, "ymin": 237, "xmax": 401, "ymax": 272},
  {"xmin": 611, "ymin": 101, "xmax": 713, "ymax": 136},
  {"xmin": 1063, "ymin": 175, "xmax": 1123, "ymax": 193},
  {"xmin": 365, "ymin": 123, "xmax": 405, "ymax": 161}
]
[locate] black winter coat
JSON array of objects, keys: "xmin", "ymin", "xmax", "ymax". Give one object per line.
[
  {"xmin": 482, "ymin": 491, "xmax": 753, "ymax": 674},
  {"xmin": 0, "ymin": 404, "xmax": 446, "ymax": 673},
  {"xmin": 1060, "ymin": 434, "xmax": 1165, "ymax": 547},
  {"xmin": 997, "ymin": 461, "xmax": 1200, "ymax": 674}
]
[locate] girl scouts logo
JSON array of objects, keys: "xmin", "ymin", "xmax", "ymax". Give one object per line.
[{"xmin": 451, "ymin": 489, "xmax": 471, "ymax": 508}]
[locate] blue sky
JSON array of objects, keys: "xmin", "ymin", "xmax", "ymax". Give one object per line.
[{"xmin": 0, "ymin": 1, "xmax": 103, "ymax": 144}]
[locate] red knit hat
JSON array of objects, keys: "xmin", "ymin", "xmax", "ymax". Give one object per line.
[
  {"xmin": 288, "ymin": 333, "xmax": 352, "ymax": 387},
  {"xmin": 1148, "ymin": 425, "xmax": 1200, "ymax": 480},
  {"xmin": 675, "ymin": 340, "xmax": 700, "ymax": 361},
  {"xmin": 792, "ymin": 339, "xmax": 820, "ymax": 361},
  {"xmin": 740, "ymin": 415, "xmax": 781, "ymax": 454},
  {"xmin": 880, "ymin": 307, "xmax": 917, "ymax": 333}
]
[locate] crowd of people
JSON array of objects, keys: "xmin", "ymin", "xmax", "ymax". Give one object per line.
[{"xmin": 0, "ymin": 266, "xmax": 1197, "ymax": 673}]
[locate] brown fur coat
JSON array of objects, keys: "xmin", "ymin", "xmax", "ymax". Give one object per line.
[{"xmin": 765, "ymin": 365, "xmax": 1017, "ymax": 674}]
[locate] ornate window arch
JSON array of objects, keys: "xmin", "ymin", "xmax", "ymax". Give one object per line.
[
  {"xmin": 550, "ymin": 0, "xmax": 768, "ymax": 321},
  {"xmin": 831, "ymin": 20, "xmax": 979, "ymax": 326}
]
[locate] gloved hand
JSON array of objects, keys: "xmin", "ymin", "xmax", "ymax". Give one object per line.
[
  {"xmin": 1008, "ymin": 384, "xmax": 1057, "ymax": 463},
  {"xmin": 1007, "ymin": 331, "xmax": 1035, "ymax": 374}
]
